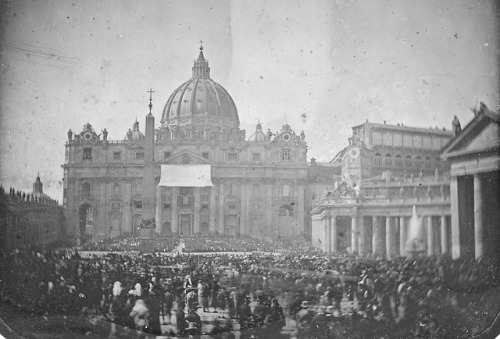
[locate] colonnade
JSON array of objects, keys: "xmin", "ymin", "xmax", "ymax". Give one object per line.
[{"xmin": 314, "ymin": 213, "xmax": 451, "ymax": 260}]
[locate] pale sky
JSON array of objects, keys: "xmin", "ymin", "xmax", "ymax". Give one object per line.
[{"xmin": 1, "ymin": 0, "xmax": 499, "ymax": 200}]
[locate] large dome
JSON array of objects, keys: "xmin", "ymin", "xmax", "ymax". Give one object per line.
[{"xmin": 161, "ymin": 47, "xmax": 239, "ymax": 129}]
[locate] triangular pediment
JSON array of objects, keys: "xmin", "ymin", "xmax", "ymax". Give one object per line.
[
  {"xmin": 444, "ymin": 115, "xmax": 499, "ymax": 156},
  {"xmin": 157, "ymin": 151, "xmax": 211, "ymax": 165},
  {"xmin": 442, "ymin": 104, "xmax": 500, "ymax": 158}
]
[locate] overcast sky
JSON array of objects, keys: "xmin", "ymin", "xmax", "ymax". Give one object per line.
[{"xmin": 1, "ymin": 0, "xmax": 499, "ymax": 200}]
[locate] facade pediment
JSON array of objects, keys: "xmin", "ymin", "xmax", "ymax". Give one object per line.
[
  {"xmin": 158, "ymin": 151, "xmax": 211, "ymax": 165},
  {"xmin": 443, "ymin": 106, "xmax": 500, "ymax": 159}
]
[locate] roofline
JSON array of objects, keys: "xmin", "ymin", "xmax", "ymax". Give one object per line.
[{"xmin": 351, "ymin": 121, "xmax": 453, "ymax": 136}]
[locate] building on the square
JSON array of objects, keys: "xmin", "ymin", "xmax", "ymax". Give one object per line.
[
  {"xmin": 0, "ymin": 175, "xmax": 65, "ymax": 250},
  {"xmin": 311, "ymin": 120, "xmax": 454, "ymax": 259},
  {"xmin": 441, "ymin": 102, "xmax": 500, "ymax": 260},
  {"xmin": 62, "ymin": 46, "xmax": 309, "ymax": 242}
]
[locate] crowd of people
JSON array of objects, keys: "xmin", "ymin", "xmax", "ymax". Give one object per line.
[
  {"xmin": 1, "ymin": 234, "xmax": 499, "ymax": 338},
  {"xmin": 80, "ymin": 233, "xmax": 288, "ymax": 253}
]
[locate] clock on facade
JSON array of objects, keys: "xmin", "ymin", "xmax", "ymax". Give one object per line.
[{"xmin": 349, "ymin": 147, "xmax": 360, "ymax": 159}]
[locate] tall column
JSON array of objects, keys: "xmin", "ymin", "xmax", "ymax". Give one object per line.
[
  {"xmin": 440, "ymin": 214, "xmax": 448, "ymax": 255},
  {"xmin": 218, "ymin": 182, "xmax": 225, "ymax": 234},
  {"xmin": 358, "ymin": 216, "xmax": 365, "ymax": 255},
  {"xmin": 209, "ymin": 186, "xmax": 217, "ymax": 233},
  {"xmin": 331, "ymin": 215, "xmax": 337, "ymax": 253},
  {"xmin": 351, "ymin": 216, "xmax": 358, "ymax": 254},
  {"xmin": 372, "ymin": 216, "xmax": 381, "ymax": 256},
  {"xmin": 324, "ymin": 216, "xmax": 330, "ymax": 253},
  {"xmin": 240, "ymin": 183, "xmax": 248, "ymax": 235},
  {"xmin": 450, "ymin": 176, "xmax": 460, "ymax": 259},
  {"xmin": 155, "ymin": 186, "xmax": 162, "ymax": 234},
  {"xmin": 123, "ymin": 181, "xmax": 132, "ymax": 233},
  {"xmin": 474, "ymin": 174, "xmax": 483, "ymax": 259},
  {"xmin": 399, "ymin": 216, "xmax": 407, "ymax": 256},
  {"xmin": 386, "ymin": 217, "xmax": 395, "ymax": 260},
  {"xmin": 427, "ymin": 216, "xmax": 434, "ymax": 256},
  {"xmin": 265, "ymin": 182, "xmax": 273, "ymax": 239},
  {"xmin": 297, "ymin": 183, "xmax": 305, "ymax": 236},
  {"xmin": 194, "ymin": 187, "xmax": 200, "ymax": 234},
  {"xmin": 171, "ymin": 187, "xmax": 178, "ymax": 233}
]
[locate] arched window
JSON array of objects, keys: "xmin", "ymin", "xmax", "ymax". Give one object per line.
[
  {"xmin": 405, "ymin": 155, "xmax": 413, "ymax": 168},
  {"xmin": 82, "ymin": 182, "xmax": 91, "ymax": 200},
  {"xmin": 384, "ymin": 154, "xmax": 392, "ymax": 167},
  {"xmin": 424, "ymin": 157, "xmax": 432, "ymax": 170},
  {"xmin": 283, "ymin": 184, "xmax": 290, "ymax": 197},
  {"xmin": 374, "ymin": 153, "xmax": 382, "ymax": 167},
  {"xmin": 395, "ymin": 155, "xmax": 402, "ymax": 168},
  {"xmin": 415, "ymin": 156, "xmax": 423, "ymax": 170},
  {"xmin": 279, "ymin": 204, "xmax": 294, "ymax": 216},
  {"xmin": 113, "ymin": 183, "xmax": 120, "ymax": 195}
]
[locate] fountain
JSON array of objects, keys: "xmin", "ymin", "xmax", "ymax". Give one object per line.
[{"xmin": 405, "ymin": 205, "xmax": 425, "ymax": 258}]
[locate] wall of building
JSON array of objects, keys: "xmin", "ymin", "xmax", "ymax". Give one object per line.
[{"xmin": 0, "ymin": 188, "xmax": 65, "ymax": 250}]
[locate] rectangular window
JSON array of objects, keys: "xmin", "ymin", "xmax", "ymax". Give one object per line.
[
  {"xmin": 403, "ymin": 135, "xmax": 413, "ymax": 148},
  {"xmin": 228, "ymin": 152, "xmax": 238, "ymax": 161},
  {"xmin": 422, "ymin": 136, "xmax": 432, "ymax": 150},
  {"xmin": 164, "ymin": 152, "xmax": 171, "ymax": 159},
  {"xmin": 113, "ymin": 152, "xmax": 121, "ymax": 160},
  {"xmin": 134, "ymin": 201, "xmax": 142, "ymax": 209},
  {"xmin": 372, "ymin": 132, "xmax": 382, "ymax": 145},
  {"xmin": 281, "ymin": 149, "xmax": 291, "ymax": 161},
  {"xmin": 163, "ymin": 203, "xmax": 171, "ymax": 210},
  {"xmin": 252, "ymin": 153, "xmax": 261, "ymax": 161},
  {"xmin": 382, "ymin": 132, "xmax": 392, "ymax": 146},
  {"xmin": 202, "ymin": 152, "xmax": 209, "ymax": 159},
  {"xmin": 135, "ymin": 152, "xmax": 144, "ymax": 160},
  {"xmin": 393, "ymin": 134, "xmax": 403, "ymax": 147},
  {"xmin": 413, "ymin": 135, "xmax": 422, "ymax": 149},
  {"xmin": 83, "ymin": 148, "xmax": 92, "ymax": 160}
]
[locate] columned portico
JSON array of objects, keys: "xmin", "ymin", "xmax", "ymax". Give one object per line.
[
  {"xmin": 399, "ymin": 216, "xmax": 406, "ymax": 256},
  {"xmin": 155, "ymin": 186, "xmax": 162, "ymax": 233},
  {"xmin": 473, "ymin": 174, "xmax": 483, "ymax": 259},
  {"xmin": 358, "ymin": 216, "xmax": 365, "ymax": 255},
  {"xmin": 331, "ymin": 215, "xmax": 337, "ymax": 253},
  {"xmin": 209, "ymin": 186, "xmax": 217, "ymax": 232},
  {"xmin": 426, "ymin": 215, "xmax": 434, "ymax": 256},
  {"xmin": 218, "ymin": 182, "xmax": 224, "ymax": 234},
  {"xmin": 171, "ymin": 187, "xmax": 178, "ymax": 233},
  {"xmin": 194, "ymin": 187, "xmax": 200, "ymax": 233},
  {"xmin": 386, "ymin": 216, "xmax": 396, "ymax": 260},
  {"xmin": 440, "ymin": 214, "xmax": 447, "ymax": 254},
  {"xmin": 372, "ymin": 216, "xmax": 383, "ymax": 256},
  {"xmin": 351, "ymin": 216, "xmax": 358, "ymax": 254}
]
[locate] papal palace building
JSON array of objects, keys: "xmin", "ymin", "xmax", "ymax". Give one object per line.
[{"xmin": 63, "ymin": 47, "xmax": 309, "ymax": 242}]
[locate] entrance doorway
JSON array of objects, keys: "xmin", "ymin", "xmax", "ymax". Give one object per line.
[
  {"xmin": 225, "ymin": 214, "xmax": 239, "ymax": 235},
  {"xmin": 79, "ymin": 204, "xmax": 93, "ymax": 242},
  {"xmin": 180, "ymin": 214, "xmax": 192, "ymax": 235}
]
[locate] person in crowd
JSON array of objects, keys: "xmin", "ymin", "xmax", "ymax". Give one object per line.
[
  {"xmin": 268, "ymin": 298, "xmax": 284, "ymax": 323},
  {"xmin": 185, "ymin": 308, "xmax": 202, "ymax": 336}
]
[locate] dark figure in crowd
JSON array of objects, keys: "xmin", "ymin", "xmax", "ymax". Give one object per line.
[
  {"xmin": 239, "ymin": 297, "xmax": 253, "ymax": 330},
  {"xmin": 268, "ymin": 298, "xmax": 284, "ymax": 322},
  {"xmin": 185, "ymin": 308, "xmax": 202, "ymax": 336},
  {"xmin": 175, "ymin": 304, "xmax": 186, "ymax": 336},
  {"xmin": 252, "ymin": 296, "xmax": 269, "ymax": 327}
]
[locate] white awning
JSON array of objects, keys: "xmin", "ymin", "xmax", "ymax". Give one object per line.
[{"xmin": 158, "ymin": 164, "xmax": 213, "ymax": 187}]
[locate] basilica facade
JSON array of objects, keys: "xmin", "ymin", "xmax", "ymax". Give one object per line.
[{"xmin": 63, "ymin": 47, "xmax": 308, "ymax": 242}]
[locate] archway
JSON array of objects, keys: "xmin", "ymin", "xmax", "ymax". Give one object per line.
[{"xmin": 79, "ymin": 203, "xmax": 93, "ymax": 242}]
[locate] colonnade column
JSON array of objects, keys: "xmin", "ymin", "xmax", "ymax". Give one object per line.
[
  {"xmin": 240, "ymin": 183, "xmax": 248, "ymax": 235},
  {"xmin": 427, "ymin": 216, "xmax": 434, "ymax": 256},
  {"xmin": 440, "ymin": 214, "xmax": 448, "ymax": 255},
  {"xmin": 386, "ymin": 217, "xmax": 396, "ymax": 260},
  {"xmin": 474, "ymin": 174, "xmax": 483, "ymax": 259},
  {"xmin": 218, "ymin": 182, "xmax": 225, "ymax": 234},
  {"xmin": 209, "ymin": 186, "xmax": 217, "ymax": 233},
  {"xmin": 194, "ymin": 187, "xmax": 200, "ymax": 234},
  {"xmin": 155, "ymin": 186, "xmax": 162, "ymax": 234},
  {"xmin": 358, "ymin": 216, "xmax": 365, "ymax": 255},
  {"xmin": 399, "ymin": 216, "xmax": 407, "ymax": 256},
  {"xmin": 450, "ymin": 176, "xmax": 460, "ymax": 259},
  {"xmin": 324, "ymin": 217, "xmax": 330, "ymax": 253},
  {"xmin": 171, "ymin": 187, "xmax": 178, "ymax": 233},
  {"xmin": 331, "ymin": 215, "xmax": 337, "ymax": 253},
  {"xmin": 351, "ymin": 216, "xmax": 358, "ymax": 254},
  {"xmin": 372, "ymin": 216, "xmax": 382, "ymax": 256}
]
